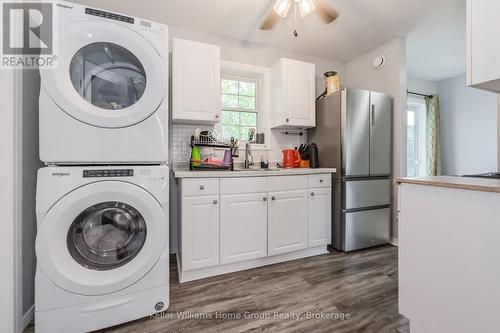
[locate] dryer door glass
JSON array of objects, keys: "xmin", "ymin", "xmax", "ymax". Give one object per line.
[
  {"xmin": 69, "ymin": 42, "xmax": 147, "ymax": 110},
  {"xmin": 67, "ymin": 201, "xmax": 147, "ymax": 270}
]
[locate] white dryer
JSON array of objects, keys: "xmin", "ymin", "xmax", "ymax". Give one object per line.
[
  {"xmin": 35, "ymin": 165, "xmax": 169, "ymax": 333},
  {"xmin": 39, "ymin": 1, "xmax": 168, "ymax": 164}
]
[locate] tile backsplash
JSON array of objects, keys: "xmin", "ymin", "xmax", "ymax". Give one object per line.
[{"xmin": 171, "ymin": 124, "xmax": 307, "ymax": 166}]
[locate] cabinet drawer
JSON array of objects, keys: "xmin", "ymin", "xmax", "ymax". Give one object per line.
[
  {"xmin": 268, "ymin": 175, "xmax": 307, "ymax": 192},
  {"xmin": 182, "ymin": 178, "xmax": 219, "ymax": 196},
  {"xmin": 308, "ymin": 174, "xmax": 331, "ymax": 188},
  {"xmin": 220, "ymin": 177, "xmax": 267, "ymax": 194}
]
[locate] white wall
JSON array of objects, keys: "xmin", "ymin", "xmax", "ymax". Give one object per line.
[
  {"xmin": 169, "ymin": 25, "xmax": 346, "ymax": 164},
  {"xmin": 347, "ymin": 37, "xmax": 407, "ymax": 238},
  {"xmin": 408, "ymin": 76, "xmax": 438, "ymax": 95},
  {"xmin": 0, "ymin": 69, "xmax": 22, "ymax": 333},
  {"xmin": 168, "ymin": 25, "xmax": 346, "ymax": 253},
  {"xmin": 438, "ymin": 75, "xmax": 497, "ymax": 175},
  {"xmin": 169, "ymin": 25, "xmax": 346, "ymax": 97},
  {"xmin": 345, "ymin": 37, "xmax": 407, "ymax": 239},
  {"xmin": 21, "ymin": 70, "xmax": 42, "ymax": 321}
]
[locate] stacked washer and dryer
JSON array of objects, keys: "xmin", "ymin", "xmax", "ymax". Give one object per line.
[{"xmin": 35, "ymin": 2, "xmax": 170, "ymax": 332}]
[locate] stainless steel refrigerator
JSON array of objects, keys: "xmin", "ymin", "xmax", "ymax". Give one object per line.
[{"xmin": 308, "ymin": 88, "xmax": 392, "ymax": 251}]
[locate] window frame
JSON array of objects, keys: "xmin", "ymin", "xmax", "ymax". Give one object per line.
[
  {"xmin": 406, "ymin": 96, "xmax": 428, "ymax": 177},
  {"xmin": 220, "ymin": 74, "xmax": 260, "ymax": 142},
  {"xmin": 217, "ymin": 61, "xmax": 271, "ymax": 150}
]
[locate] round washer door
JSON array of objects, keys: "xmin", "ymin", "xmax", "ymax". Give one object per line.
[
  {"xmin": 40, "ymin": 20, "xmax": 165, "ymax": 128},
  {"xmin": 36, "ymin": 181, "xmax": 167, "ymax": 296}
]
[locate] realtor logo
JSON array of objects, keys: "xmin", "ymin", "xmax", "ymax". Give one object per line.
[{"xmin": 1, "ymin": 0, "xmax": 57, "ymax": 68}]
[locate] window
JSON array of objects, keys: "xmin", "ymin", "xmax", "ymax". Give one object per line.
[
  {"xmin": 220, "ymin": 75, "xmax": 258, "ymax": 141},
  {"xmin": 406, "ymin": 97, "xmax": 427, "ymax": 177}
]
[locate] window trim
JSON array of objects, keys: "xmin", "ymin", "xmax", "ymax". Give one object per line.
[
  {"xmin": 406, "ymin": 96, "xmax": 428, "ymax": 177},
  {"xmin": 221, "ymin": 74, "xmax": 259, "ymax": 141},
  {"xmin": 221, "ymin": 74, "xmax": 259, "ymax": 111},
  {"xmin": 218, "ymin": 61, "xmax": 271, "ymax": 150}
]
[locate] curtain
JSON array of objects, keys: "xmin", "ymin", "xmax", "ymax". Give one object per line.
[{"xmin": 425, "ymin": 95, "xmax": 442, "ymax": 176}]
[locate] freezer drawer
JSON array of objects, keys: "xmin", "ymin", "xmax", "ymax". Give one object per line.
[
  {"xmin": 342, "ymin": 179, "xmax": 391, "ymax": 209},
  {"xmin": 343, "ymin": 208, "xmax": 390, "ymax": 251},
  {"xmin": 343, "ymin": 178, "xmax": 391, "ymax": 209}
]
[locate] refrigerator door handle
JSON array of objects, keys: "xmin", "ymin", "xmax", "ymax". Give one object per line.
[{"xmin": 371, "ymin": 104, "xmax": 375, "ymax": 126}]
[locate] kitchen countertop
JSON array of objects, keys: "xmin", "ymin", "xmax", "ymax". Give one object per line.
[
  {"xmin": 173, "ymin": 167, "xmax": 336, "ymax": 178},
  {"xmin": 395, "ymin": 176, "xmax": 500, "ymax": 194}
]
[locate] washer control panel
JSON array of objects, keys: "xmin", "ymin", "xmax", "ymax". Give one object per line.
[
  {"xmin": 85, "ymin": 8, "xmax": 134, "ymax": 24},
  {"xmin": 83, "ymin": 169, "xmax": 134, "ymax": 178}
]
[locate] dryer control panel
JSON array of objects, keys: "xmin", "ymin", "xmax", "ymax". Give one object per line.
[
  {"xmin": 85, "ymin": 8, "xmax": 134, "ymax": 24},
  {"xmin": 83, "ymin": 169, "xmax": 134, "ymax": 178}
]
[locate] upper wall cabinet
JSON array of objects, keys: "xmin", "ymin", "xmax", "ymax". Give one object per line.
[
  {"xmin": 172, "ymin": 38, "xmax": 221, "ymax": 124},
  {"xmin": 467, "ymin": 0, "xmax": 500, "ymax": 92},
  {"xmin": 271, "ymin": 58, "xmax": 316, "ymax": 128}
]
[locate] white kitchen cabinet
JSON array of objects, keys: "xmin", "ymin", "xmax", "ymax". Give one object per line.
[
  {"xmin": 172, "ymin": 38, "xmax": 221, "ymax": 124},
  {"xmin": 308, "ymin": 187, "xmax": 331, "ymax": 247},
  {"xmin": 271, "ymin": 58, "xmax": 316, "ymax": 128},
  {"xmin": 181, "ymin": 195, "xmax": 219, "ymax": 271},
  {"xmin": 268, "ymin": 190, "xmax": 308, "ymax": 256},
  {"xmin": 466, "ymin": 0, "xmax": 500, "ymax": 92},
  {"xmin": 220, "ymin": 193, "xmax": 268, "ymax": 264},
  {"xmin": 176, "ymin": 172, "xmax": 333, "ymax": 283}
]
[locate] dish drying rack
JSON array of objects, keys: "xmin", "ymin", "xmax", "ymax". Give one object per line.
[{"xmin": 189, "ymin": 131, "xmax": 238, "ymax": 171}]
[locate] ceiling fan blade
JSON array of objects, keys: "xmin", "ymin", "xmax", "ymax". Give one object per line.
[
  {"xmin": 259, "ymin": 8, "xmax": 280, "ymax": 30},
  {"xmin": 314, "ymin": 0, "xmax": 339, "ymax": 24}
]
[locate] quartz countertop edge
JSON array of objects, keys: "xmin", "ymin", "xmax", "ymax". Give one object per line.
[
  {"xmin": 395, "ymin": 176, "xmax": 500, "ymax": 194},
  {"xmin": 173, "ymin": 168, "xmax": 336, "ymax": 178}
]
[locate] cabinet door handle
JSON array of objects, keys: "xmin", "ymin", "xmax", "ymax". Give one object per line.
[
  {"xmin": 371, "ymin": 105, "xmax": 375, "ymax": 126},
  {"xmin": 215, "ymin": 114, "xmax": 220, "ymax": 119},
  {"xmin": 285, "ymin": 118, "xmax": 289, "ymax": 123},
  {"xmin": 213, "ymin": 200, "xmax": 218, "ymax": 204},
  {"xmin": 319, "ymin": 179, "xmax": 324, "ymax": 183},
  {"xmin": 271, "ymin": 196, "xmax": 276, "ymax": 201},
  {"xmin": 200, "ymin": 185, "xmax": 205, "ymax": 190},
  {"xmin": 263, "ymin": 197, "xmax": 267, "ymax": 202},
  {"xmin": 311, "ymin": 192, "xmax": 315, "ymax": 196}
]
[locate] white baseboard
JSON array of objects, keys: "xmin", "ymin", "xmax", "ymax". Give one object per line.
[
  {"xmin": 391, "ymin": 237, "xmax": 398, "ymax": 246},
  {"xmin": 21, "ymin": 304, "xmax": 34, "ymax": 332}
]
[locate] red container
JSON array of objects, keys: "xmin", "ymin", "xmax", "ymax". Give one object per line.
[{"xmin": 282, "ymin": 149, "xmax": 300, "ymax": 168}]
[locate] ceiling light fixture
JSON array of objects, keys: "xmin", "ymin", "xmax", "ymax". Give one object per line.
[
  {"xmin": 297, "ymin": 0, "xmax": 315, "ymax": 17},
  {"xmin": 261, "ymin": 0, "xmax": 338, "ymax": 31},
  {"xmin": 273, "ymin": 0, "xmax": 291, "ymax": 18}
]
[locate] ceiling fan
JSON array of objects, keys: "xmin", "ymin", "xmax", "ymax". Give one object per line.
[{"xmin": 259, "ymin": 0, "xmax": 338, "ymax": 32}]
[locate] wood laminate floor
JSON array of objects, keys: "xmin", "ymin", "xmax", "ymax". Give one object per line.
[{"xmin": 26, "ymin": 245, "xmax": 409, "ymax": 333}]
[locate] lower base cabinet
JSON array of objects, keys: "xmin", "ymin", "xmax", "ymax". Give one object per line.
[
  {"xmin": 181, "ymin": 195, "xmax": 219, "ymax": 271},
  {"xmin": 308, "ymin": 187, "xmax": 332, "ymax": 247},
  {"xmin": 220, "ymin": 193, "xmax": 268, "ymax": 264},
  {"xmin": 178, "ymin": 174, "xmax": 333, "ymax": 280},
  {"xmin": 268, "ymin": 190, "xmax": 308, "ymax": 256}
]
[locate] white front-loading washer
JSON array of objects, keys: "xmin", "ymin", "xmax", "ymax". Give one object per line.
[
  {"xmin": 39, "ymin": 1, "xmax": 168, "ymax": 164},
  {"xmin": 35, "ymin": 165, "xmax": 169, "ymax": 333}
]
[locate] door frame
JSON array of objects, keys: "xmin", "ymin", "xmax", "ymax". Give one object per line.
[{"xmin": 0, "ymin": 67, "xmax": 23, "ymax": 332}]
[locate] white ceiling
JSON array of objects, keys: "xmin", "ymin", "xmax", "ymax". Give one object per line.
[
  {"xmin": 406, "ymin": 0, "xmax": 466, "ymax": 81},
  {"xmin": 71, "ymin": 0, "xmax": 466, "ymax": 81}
]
